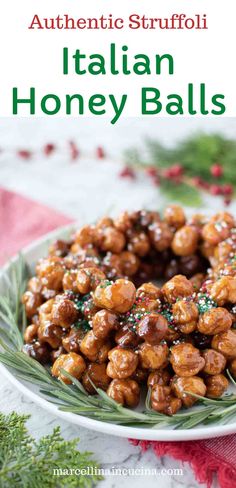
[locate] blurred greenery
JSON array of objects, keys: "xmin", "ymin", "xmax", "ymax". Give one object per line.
[
  {"xmin": 146, "ymin": 133, "xmax": 236, "ymax": 183},
  {"xmin": 124, "ymin": 132, "xmax": 236, "ymax": 206},
  {"xmin": 159, "ymin": 180, "xmax": 203, "ymax": 206}
]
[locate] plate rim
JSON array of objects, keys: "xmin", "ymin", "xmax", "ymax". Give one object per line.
[{"xmin": 1, "ymin": 224, "xmax": 236, "ymax": 441}]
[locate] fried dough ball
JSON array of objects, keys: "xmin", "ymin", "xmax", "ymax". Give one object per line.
[
  {"xmin": 171, "ymin": 226, "xmax": 199, "ymax": 256},
  {"xmin": 197, "ymin": 307, "xmax": 232, "ymax": 335},
  {"xmin": 107, "ymin": 379, "xmax": 140, "ymax": 407},
  {"xmin": 214, "ymin": 240, "xmax": 235, "ymax": 264},
  {"xmin": 51, "ymin": 296, "xmax": 78, "ymax": 328},
  {"xmin": 102, "ymin": 253, "xmax": 123, "ymax": 278},
  {"xmin": 48, "ymin": 239, "xmax": 70, "ymax": 257},
  {"xmin": 187, "ymin": 213, "xmax": 206, "ymax": 230},
  {"xmin": 93, "ymin": 279, "xmax": 136, "ymax": 313},
  {"xmin": 97, "ymin": 343, "xmax": 111, "ymax": 364},
  {"xmin": 23, "ymin": 342, "xmax": 51, "ymax": 364},
  {"xmin": 77, "ymin": 267, "xmax": 106, "ymax": 294},
  {"xmin": 164, "ymin": 205, "xmax": 186, "ymax": 229},
  {"xmin": 119, "ymin": 251, "xmax": 140, "ymax": 277},
  {"xmin": 136, "ymin": 313, "xmax": 168, "ymax": 345},
  {"xmin": 127, "ymin": 231, "xmax": 150, "ymax": 257},
  {"xmin": 202, "ymin": 349, "xmax": 226, "ymax": 375},
  {"xmin": 80, "ymin": 330, "xmax": 108, "ymax": 363},
  {"xmin": 115, "ymin": 325, "xmax": 140, "ymax": 348},
  {"xmin": 147, "ymin": 370, "xmax": 171, "ymax": 388},
  {"xmin": 22, "ymin": 291, "xmax": 43, "ymax": 318},
  {"xmin": 92, "ymin": 309, "xmax": 119, "ymax": 339},
  {"xmin": 171, "ymin": 375, "xmax": 206, "ymax": 407},
  {"xmin": 27, "ymin": 276, "xmax": 43, "ymax": 294},
  {"xmin": 170, "ymin": 343, "xmax": 205, "ymax": 377},
  {"xmin": 148, "ymin": 222, "xmax": 173, "ymax": 252},
  {"xmin": 151, "ymin": 385, "xmax": 182, "ymax": 415},
  {"xmin": 202, "ymin": 223, "xmax": 230, "ymax": 246},
  {"xmin": 211, "ymin": 329, "xmax": 236, "ymax": 359},
  {"xmin": 205, "ymin": 374, "xmax": 229, "ymax": 398},
  {"xmin": 62, "ymin": 270, "xmax": 78, "ymax": 293},
  {"xmin": 229, "ymin": 358, "xmax": 236, "ymax": 378},
  {"xmin": 211, "ymin": 212, "xmax": 235, "ymax": 228},
  {"xmin": 24, "ymin": 323, "xmax": 39, "ymax": 344},
  {"xmin": 82, "ymin": 363, "xmax": 111, "ymax": 394},
  {"xmin": 136, "ymin": 282, "xmax": 162, "ymax": 301},
  {"xmin": 114, "ymin": 211, "xmax": 133, "ymax": 233},
  {"xmin": 97, "ymin": 217, "xmax": 115, "ymax": 229},
  {"xmin": 216, "ymin": 264, "xmax": 236, "ymax": 279},
  {"xmin": 172, "ymin": 300, "xmax": 199, "ymax": 334},
  {"xmin": 138, "ymin": 342, "xmax": 169, "ymax": 370},
  {"xmin": 51, "ymin": 346, "xmax": 65, "ymax": 363},
  {"xmin": 38, "ymin": 322, "xmax": 65, "ymax": 349},
  {"xmin": 36, "ymin": 257, "xmax": 65, "ymax": 291},
  {"xmin": 96, "ymin": 226, "xmax": 126, "ymax": 254},
  {"xmin": 136, "ymin": 282, "xmax": 162, "ymax": 312},
  {"xmin": 74, "ymin": 225, "xmax": 95, "ymax": 247},
  {"xmin": 190, "ymin": 273, "xmax": 205, "ymax": 292},
  {"xmin": 106, "ymin": 347, "xmax": 138, "ymax": 379},
  {"xmin": 51, "ymin": 352, "xmax": 86, "ymax": 384},
  {"xmin": 38, "ymin": 298, "xmax": 54, "ymax": 328},
  {"xmin": 62, "ymin": 328, "xmax": 86, "ymax": 353},
  {"xmin": 162, "ymin": 275, "xmax": 194, "ymax": 303},
  {"xmin": 209, "ymin": 276, "xmax": 236, "ymax": 306},
  {"xmin": 202, "ymin": 213, "xmax": 234, "ymax": 246}
]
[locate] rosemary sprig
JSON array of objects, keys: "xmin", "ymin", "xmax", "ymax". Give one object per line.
[
  {"xmin": 0, "ymin": 254, "xmax": 27, "ymax": 351},
  {"xmin": 1, "ymin": 256, "xmax": 236, "ymax": 429}
]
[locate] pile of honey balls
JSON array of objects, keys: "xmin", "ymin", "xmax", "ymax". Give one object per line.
[{"xmin": 22, "ymin": 206, "xmax": 236, "ymax": 415}]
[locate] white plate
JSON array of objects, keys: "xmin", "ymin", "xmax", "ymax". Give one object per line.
[{"xmin": 1, "ymin": 224, "xmax": 236, "ymax": 441}]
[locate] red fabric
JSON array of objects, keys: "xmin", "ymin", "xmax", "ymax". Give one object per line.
[
  {"xmin": 130, "ymin": 437, "xmax": 236, "ymax": 488},
  {"xmin": 0, "ymin": 187, "xmax": 235, "ymax": 488},
  {"xmin": 0, "ymin": 187, "xmax": 73, "ymax": 264}
]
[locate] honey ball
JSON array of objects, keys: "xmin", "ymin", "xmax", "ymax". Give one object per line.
[{"xmin": 93, "ymin": 279, "xmax": 136, "ymax": 313}]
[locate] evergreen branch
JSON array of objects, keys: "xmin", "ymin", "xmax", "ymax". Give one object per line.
[{"xmin": 0, "ymin": 412, "xmax": 102, "ymax": 488}]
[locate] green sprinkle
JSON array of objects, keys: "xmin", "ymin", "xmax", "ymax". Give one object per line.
[{"xmin": 196, "ymin": 293, "xmax": 217, "ymax": 314}]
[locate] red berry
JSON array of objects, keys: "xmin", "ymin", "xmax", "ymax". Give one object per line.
[
  {"xmin": 224, "ymin": 197, "xmax": 232, "ymax": 206},
  {"xmin": 222, "ymin": 184, "xmax": 233, "ymax": 196},
  {"xmin": 170, "ymin": 163, "xmax": 184, "ymax": 177},
  {"xmin": 17, "ymin": 150, "xmax": 32, "ymax": 160},
  {"xmin": 163, "ymin": 164, "xmax": 184, "ymax": 180},
  {"xmin": 210, "ymin": 184, "xmax": 222, "ymax": 196},
  {"xmin": 211, "ymin": 163, "xmax": 223, "ymax": 178},
  {"xmin": 119, "ymin": 166, "xmax": 136, "ymax": 179},
  {"xmin": 163, "ymin": 168, "xmax": 173, "ymax": 179},
  {"xmin": 146, "ymin": 166, "xmax": 158, "ymax": 178},
  {"xmin": 44, "ymin": 143, "xmax": 55, "ymax": 156},
  {"xmin": 69, "ymin": 141, "xmax": 79, "ymax": 161},
  {"xmin": 96, "ymin": 147, "xmax": 105, "ymax": 159},
  {"xmin": 193, "ymin": 177, "xmax": 209, "ymax": 190}
]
